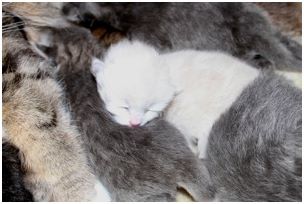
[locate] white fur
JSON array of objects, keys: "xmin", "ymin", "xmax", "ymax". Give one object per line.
[
  {"xmin": 91, "ymin": 40, "xmax": 259, "ymax": 158},
  {"xmin": 91, "ymin": 180, "xmax": 111, "ymax": 202},
  {"xmin": 92, "ymin": 40, "xmax": 175, "ymax": 127},
  {"xmin": 162, "ymin": 51, "xmax": 259, "ymax": 157}
]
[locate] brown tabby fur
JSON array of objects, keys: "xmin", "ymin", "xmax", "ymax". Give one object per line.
[
  {"xmin": 256, "ymin": 3, "xmax": 302, "ymax": 37},
  {"xmin": 91, "ymin": 27, "xmax": 125, "ymax": 47},
  {"xmin": 2, "ymin": 10, "xmax": 100, "ymax": 201}
]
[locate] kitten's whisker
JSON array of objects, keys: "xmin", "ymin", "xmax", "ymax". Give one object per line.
[
  {"xmin": 2, "ymin": 28, "xmax": 24, "ymax": 33},
  {"xmin": 3, "ymin": 21, "xmax": 25, "ymax": 25},
  {"xmin": 2, "ymin": 28, "xmax": 22, "ymax": 32},
  {"xmin": 2, "ymin": 2, "xmax": 14, "ymax": 7},
  {"xmin": 2, "ymin": 14, "xmax": 15, "ymax": 18},
  {"xmin": 2, "ymin": 25, "xmax": 25, "ymax": 31},
  {"xmin": 2, "ymin": 22, "xmax": 25, "ymax": 28}
]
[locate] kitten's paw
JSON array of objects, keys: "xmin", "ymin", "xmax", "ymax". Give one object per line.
[
  {"xmin": 91, "ymin": 57, "xmax": 105, "ymax": 78},
  {"xmin": 197, "ymin": 138, "xmax": 209, "ymax": 159},
  {"xmin": 91, "ymin": 180, "xmax": 111, "ymax": 202},
  {"xmin": 187, "ymin": 137, "xmax": 199, "ymax": 156}
]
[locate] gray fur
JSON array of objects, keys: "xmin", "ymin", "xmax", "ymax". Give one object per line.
[
  {"xmin": 62, "ymin": 2, "xmax": 301, "ymax": 71},
  {"xmin": 206, "ymin": 72, "xmax": 302, "ymax": 201},
  {"xmin": 35, "ymin": 27, "xmax": 215, "ymax": 201}
]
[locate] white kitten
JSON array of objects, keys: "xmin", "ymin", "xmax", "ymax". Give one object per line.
[
  {"xmin": 91, "ymin": 40, "xmax": 259, "ymax": 158},
  {"xmin": 91, "ymin": 41, "xmax": 175, "ymax": 127}
]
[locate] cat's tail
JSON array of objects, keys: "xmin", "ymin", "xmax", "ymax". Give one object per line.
[
  {"xmin": 236, "ymin": 3, "xmax": 302, "ymax": 72},
  {"xmin": 243, "ymin": 33, "xmax": 302, "ymax": 72},
  {"xmin": 276, "ymin": 32, "xmax": 302, "ymax": 64}
]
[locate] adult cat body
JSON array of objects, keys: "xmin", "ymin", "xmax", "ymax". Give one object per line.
[
  {"xmin": 92, "ymin": 40, "xmax": 302, "ymax": 201},
  {"xmin": 63, "ymin": 2, "xmax": 302, "ymax": 72}
]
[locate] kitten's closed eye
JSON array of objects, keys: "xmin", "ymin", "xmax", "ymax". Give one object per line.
[
  {"xmin": 146, "ymin": 102, "xmax": 169, "ymax": 114},
  {"xmin": 120, "ymin": 106, "xmax": 129, "ymax": 110},
  {"xmin": 146, "ymin": 109, "xmax": 161, "ymax": 113}
]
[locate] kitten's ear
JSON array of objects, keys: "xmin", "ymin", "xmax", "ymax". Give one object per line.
[{"xmin": 91, "ymin": 57, "xmax": 105, "ymax": 78}]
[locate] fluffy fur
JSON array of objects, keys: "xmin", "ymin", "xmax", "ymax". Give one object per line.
[
  {"xmin": 92, "ymin": 40, "xmax": 302, "ymax": 201},
  {"xmin": 30, "ymin": 26, "xmax": 216, "ymax": 202},
  {"xmin": 2, "ymin": 12, "xmax": 110, "ymax": 202},
  {"xmin": 62, "ymin": 2, "xmax": 302, "ymax": 72},
  {"xmin": 206, "ymin": 72, "xmax": 302, "ymax": 201}
]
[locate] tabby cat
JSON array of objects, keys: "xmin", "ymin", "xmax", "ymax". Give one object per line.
[{"xmin": 2, "ymin": 10, "xmax": 110, "ymax": 202}]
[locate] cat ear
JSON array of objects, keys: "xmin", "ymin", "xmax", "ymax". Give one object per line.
[{"xmin": 91, "ymin": 57, "xmax": 105, "ymax": 78}]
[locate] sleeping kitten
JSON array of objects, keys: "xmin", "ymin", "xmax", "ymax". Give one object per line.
[
  {"xmin": 2, "ymin": 11, "xmax": 110, "ymax": 202},
  {"xmin": 91, "ymin": 40, "xmax": 259, "ymax": 156},
  {"xmin": 28, "ymin": 26, "xmax": 216, "ymax": 201},
  {"xmin": 92, "ymin": 40, "xmax": 302, "ymax": 201},
  {"xmin": 62, "ymin": 2, "xmax": 302, "ymax": 72}
]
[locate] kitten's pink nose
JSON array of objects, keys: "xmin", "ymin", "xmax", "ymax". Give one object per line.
[{"xmin": 129, "ymin": 118, "xmax": 141, "ymax": 127}]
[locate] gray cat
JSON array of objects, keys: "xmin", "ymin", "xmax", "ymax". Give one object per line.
[
  {"xmin": 62, "ymin": 2, "xmax": 301, "ymax": 72},
  {"xmin": 206, "ymin": 72, "xmax": 302, "ymax": 201},
  {"xmin": 29, "ymin": 26, "xmax": 215, "ymax": 201}
]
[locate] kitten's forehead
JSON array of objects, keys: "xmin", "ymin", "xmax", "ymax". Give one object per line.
[
  {"xmin": 103, "ymin": 69, "xmax": 173, "ymax": 105},
  {"xmin": 107, "ymin": 40, "xmax": 158, "ymax": 61},
  {"xmin": 101, "ymin": 40, "xmax": 174, "ymax": 109}
]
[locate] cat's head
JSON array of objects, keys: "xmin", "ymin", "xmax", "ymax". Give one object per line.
[{"xmin": 91, "ymin": 40, "xmax": 175, "ymax": 127}]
